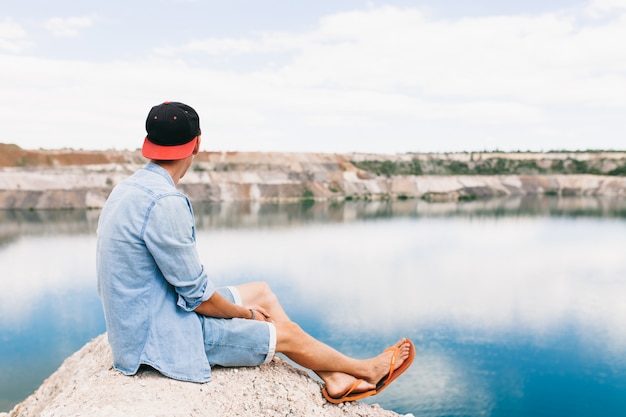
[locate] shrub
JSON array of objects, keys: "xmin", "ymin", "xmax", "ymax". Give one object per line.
[
  {"xmin": 608, "ymin": 164, "xmax": 626, "ymax": 176},
  {"xmin": 302, "ymin": 188, "xmax": 315, "ymax": 201}
]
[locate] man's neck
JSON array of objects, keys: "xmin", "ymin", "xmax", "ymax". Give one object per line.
[{"xmin": 152, "ymin": 159, "xmax": 190, "ymax": 185}]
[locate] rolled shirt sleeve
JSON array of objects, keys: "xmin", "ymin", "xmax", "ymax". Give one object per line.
[{"xmin": 144, "ymin": 194, "xmax": 215, "ymax": 311}]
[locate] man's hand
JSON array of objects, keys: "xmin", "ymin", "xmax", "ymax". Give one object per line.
[
  {"xmin": 194, "ymin": 292, "xmax": 274, "ymax": 322},
  {"xmin": 246, "ymin": 305, "xmax": 272, "ymax": 322}
]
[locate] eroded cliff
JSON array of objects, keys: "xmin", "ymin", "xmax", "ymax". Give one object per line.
[{"xmin": 1, "ymin": 147, "xmax": 625, "ymax": 209}]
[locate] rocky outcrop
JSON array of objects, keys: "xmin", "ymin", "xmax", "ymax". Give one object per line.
[
  {"xmin": 3, "ymin": 334, "xmax": 402, "ymax": 417},
  {"xmin": 1, "ymin": 151, "xmax": 625, "ymax": 209}
]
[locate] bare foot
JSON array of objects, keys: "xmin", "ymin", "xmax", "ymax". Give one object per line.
[
  {"xmin": 321, "ymin": 372, "xmax": 375, "ymax": 399},
  {"xmin": 320, "ymin": 338, "xmax": 412, "ymax": 399},
  {"xmin": 362, "ymin": 338, "xmax": 412, "ymax": 386}
]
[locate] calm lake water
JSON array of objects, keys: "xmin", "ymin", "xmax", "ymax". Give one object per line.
[{"xmin": 1, "ymin": 196, "xmax": 626, "ymax": 416}]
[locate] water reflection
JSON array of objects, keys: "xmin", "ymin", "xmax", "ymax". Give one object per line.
[
  {"xmin": 191, "ymin": 195, "xmax": 626, "ymax": 231},
  {"xmin": 0, "ymin": 209, "xmax": 99, "ymax": 247},
  {"xmin": 1, "ymin": 197, "xmax": 626, "ymax": 416}
]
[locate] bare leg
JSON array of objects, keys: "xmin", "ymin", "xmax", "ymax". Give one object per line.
[
  {"xmin": 237, "ymin": 281, "xmax": 291, "ymax": 323},
  {"xmin": 275, "ymin": 322, "xmax": 411, "ymax": 396},
  {"xmin": 236, "ymin": 282, "xmax": 412, "ymax": 398}
]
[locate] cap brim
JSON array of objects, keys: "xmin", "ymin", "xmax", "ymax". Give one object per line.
[{"xmin": 142, "ymin": 137, "xmax": 197, "ymax": 160}]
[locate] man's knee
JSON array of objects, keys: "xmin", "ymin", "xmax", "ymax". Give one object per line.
[
  {"xmin": 254, "ymin": 281, "xmax": 279, "ymax": 307},
  {"xmin": 275, "ymin": 321, "xmax": 303, "ymax": 351},
  {"xmin": 239, "ymin": 281, "xmax": 275, "ymax": 305}
]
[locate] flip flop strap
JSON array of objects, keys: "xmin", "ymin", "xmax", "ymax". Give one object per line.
[
  {"xmin": 384, "ymin": 346, "xmax": 398, "ymax": 380},
  {"xmin": 344, "ymin": 379, "xmax": 364, "ymax": 397}
]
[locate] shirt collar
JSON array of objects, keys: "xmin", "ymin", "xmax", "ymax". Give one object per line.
[{"xmin": 144, "ymin": 162, "xmax": 175, "ymax": 187}]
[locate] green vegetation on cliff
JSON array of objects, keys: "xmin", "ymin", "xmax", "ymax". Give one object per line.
[{"xmin": 352, "ymin": 154, "xmax": 626, "ymax": 177}]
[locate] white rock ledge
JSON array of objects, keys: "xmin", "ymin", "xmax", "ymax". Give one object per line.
[{"xmin": 5, "ymin": 334, "xmax": 402, "ymax": 417}]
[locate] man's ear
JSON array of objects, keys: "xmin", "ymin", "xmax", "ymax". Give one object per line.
[{"xmin": 192, "ymin": 136, "xmax": 201, "ymax": 156}]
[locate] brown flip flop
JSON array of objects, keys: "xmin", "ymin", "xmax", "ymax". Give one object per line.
[
  {"xmin": 322, "ymin": 338, "xmax": 416, "ymax": 404},
  {"xmin": 374, "ymin": 338, "xmax": 416, "ymax": 395},
  {"xmin": 322, "ymin": 379, "xmax": 377, "ymax": 404}
]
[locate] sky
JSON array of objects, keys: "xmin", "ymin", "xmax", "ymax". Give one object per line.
[{"xmin": 1, "ymin": 0, "xmax": 625, "ymax": 154}]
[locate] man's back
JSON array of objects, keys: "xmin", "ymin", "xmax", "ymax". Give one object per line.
[{"xmin": 96, "ymin": 162, "xmax": 214, "ymax": 382}]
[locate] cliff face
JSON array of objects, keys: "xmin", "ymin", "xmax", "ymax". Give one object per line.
[
  {"xmin": 1, "ymin": 149, "xmax": 625, "ymax": 210},
  {"xmin": 3, "ymin": 334, "xmax": 400, "ymax": 417}
]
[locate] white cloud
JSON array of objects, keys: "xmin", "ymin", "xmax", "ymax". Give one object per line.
[
  {"xmin": 44, "ymin": 16, "xmax": 93, "ymax": 37},
  {"xmin": 164, "ymin": 5, "xmax": 626, "ymax": 109},
  {"xmin": 0, "ymin": 18, "xmax": 32, "ymax": 53},
  {"xmin": 2, "ymin": 3, "xmax": 626, "ymax": 152},
  {"xmin": 278, "ymin": 8, "xmax": 625, "ymax": 105},
  {"xmin": 0, "ymin": 18, "xmax": 26, "ymax": 40},
  {"xmin": 586, "ymin": 0, "xmax": 626, "ymax": 17},
  {"xmin": 167, "ymin": 33, "xmax": 304, "ymax": 56}
]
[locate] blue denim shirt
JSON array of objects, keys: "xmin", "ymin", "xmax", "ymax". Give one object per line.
[{"xmin": 96, "ymin": 162, "xmax": 215, "ymax": 382}]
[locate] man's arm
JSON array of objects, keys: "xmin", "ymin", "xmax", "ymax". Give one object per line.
[
  {"xmin": 194, "ymin": 291, "xmax": 270, "ymax": 321},
  {"xmin": 194, "ymin": 291, "xmax": 250, "ymax": 318}
]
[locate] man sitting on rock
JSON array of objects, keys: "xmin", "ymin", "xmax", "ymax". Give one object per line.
[{"xmin": 96, "ymin": 101, "xmax": 415, "ymax": 403}]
